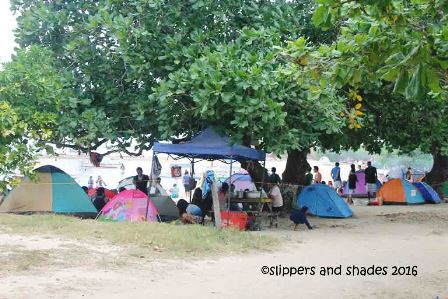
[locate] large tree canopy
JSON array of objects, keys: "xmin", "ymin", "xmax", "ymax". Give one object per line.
[
  {"xmin": 3, "ymin": 0, "xmax": 341, "ymax": 189},
  {"xmin": 10, "ymin": 0, "xmax": 334, "ymax": 154},
  {"xmin": 0, "ymin": 46, "xmax": 62, "ymax": 190},
  {"xmin": 303, "ymin": 0, "xmax": 448, "ymax": 188},
  {"xmin": 150, "ymin": 31, "xmax": 345, "ymax": 155}
]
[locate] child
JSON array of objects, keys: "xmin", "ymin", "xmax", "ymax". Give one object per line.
[
  {"xmin": 169, "ymin": 183, "xmax": 179, "ymax": 199},
  {"xmin": 290, "ymin": 206, "xmax": 313, "ymax": 231},
  {"xmin": 347, "ymin": 164, "xmax": 358, "ymax": 205}
]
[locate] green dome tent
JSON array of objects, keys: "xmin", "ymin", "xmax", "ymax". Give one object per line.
[{"xmin": 0, "ymin": 165, "xmax": 97, "ymax": 216}]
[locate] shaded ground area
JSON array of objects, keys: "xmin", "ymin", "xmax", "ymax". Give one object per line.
[{"xmin": 1, "ymin": 204, "xmax": 448, "ymax": 298}]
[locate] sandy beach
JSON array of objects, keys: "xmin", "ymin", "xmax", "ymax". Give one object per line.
[{"xmin": 1, "ymin": 204, "xmax": 447, "ymax": 299}]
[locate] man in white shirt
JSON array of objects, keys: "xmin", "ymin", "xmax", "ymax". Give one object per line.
[{"xmin": 268, "ymin": 183, "xmax": 283, "ymax": 228}]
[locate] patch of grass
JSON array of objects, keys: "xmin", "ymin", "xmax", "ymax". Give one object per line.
[{"xmin": 0, "ymin": 214, "xmax": 277, "ymax": 257}]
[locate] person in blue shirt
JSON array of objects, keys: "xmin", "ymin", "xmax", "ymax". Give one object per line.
[
  {"xmin": 177, "ymin": 198, "xmax": 202, "ymax": 224},
  {"xmin": 169, "ymin": 183, "xmax": 179, "ymax": 199},
  {"xmin": 290, "ymin": 206, "xmax": 313, "ymax": 231},
  {"xmin": 183, "ymin": 170, "xmax": 192, "ymax": 198},
  {"xmin": 331, "ymin": 162, "xmax": 342, "ymax": 193}
]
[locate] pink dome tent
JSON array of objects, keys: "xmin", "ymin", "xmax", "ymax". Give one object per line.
[
  {"xmin": 224, "ymin": 171, "xmax": 257, "ymax": 191},
  {"xmin": 99, "ymin": 189, "xmax": 159, "ymax": 222}
]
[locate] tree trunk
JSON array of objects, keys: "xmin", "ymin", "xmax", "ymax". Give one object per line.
[
  {"xmin": 282, "ymin": 149, "xmax": 310, "ymax": 185},
  {"xmin": 240, "ymin": 160, "xmax": 269, "ymax": 191},
  {"xmin": 425, "ymin": 151, "xmax": 448, "ymax": 196},
  {"xmin": 241, "ymin": 134, "xmax": 269, "ymax": 191}
]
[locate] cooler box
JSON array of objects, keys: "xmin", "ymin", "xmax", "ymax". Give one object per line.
[{"xmin": 221, "ymin": 211, "xmax": 248, "ymax": 231}]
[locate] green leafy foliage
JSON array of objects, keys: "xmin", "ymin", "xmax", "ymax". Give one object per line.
[
  {"xmin": 307, "ymin": 0, "xmax": 448, "ymax": 184},
  {"xmin": 149, "ymin": 29, "xmax": 345, "ymax": 154},
  {"xmin": 0, "ymin": 102, "xmax": 36, "ymax": 191},
  {"xmin": 9, "ymin": 0, "xmax": 335, "ymax": 154}
]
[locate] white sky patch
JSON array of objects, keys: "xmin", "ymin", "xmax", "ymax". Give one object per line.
[{"xmin": 0, "ymin": 0, "xmax": 17, "ymax": 64}]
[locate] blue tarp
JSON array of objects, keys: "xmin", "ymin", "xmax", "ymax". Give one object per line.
[
  {"xmin": 413, "ymin": 182, "xmax": 441, "ymax": 204},
  {"xmin": 296, "ymin": 184, "xmax": 353, "ymax": 218},
  {"xmin": 153, "ymin": 127, "xmax": 265, "ymax": 161}
]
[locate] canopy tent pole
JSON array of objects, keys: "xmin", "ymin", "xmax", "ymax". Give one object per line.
[
  {"xmin": 227, "ymin": 157, "xmax": 234, "ymax": 226},
  {"xmin": 190, "ymin": 158, "xmax": 195, "ymax": 202},
  {"xmin": 259, "ymin": 158, "xmax": 267, "ymax": 218},
  {"xmin": 260, "ymin": 158, "xmax": 266, "ymax": 194},
  {"xmin": 145, "ymin": 151, "xmax": 156, "ymax": 221}
]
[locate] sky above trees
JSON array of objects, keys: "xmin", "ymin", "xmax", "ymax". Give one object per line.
[{"xmin": 0, "ymin": 0, "xmax": 16, "ymax": 64}]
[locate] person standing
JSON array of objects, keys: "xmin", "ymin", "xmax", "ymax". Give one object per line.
[
  {"xmin": 96, "ymin": 175, "xmax": 107, "ymax": 188},
  {"xmin": 183, "ymin": 170, "xmax": 191, "ymax": 198},
  {"xmin": 269, "ymin": 167, "xmax": 281, "ymax": 184},
  {"xmin": 365, "ymin": 161, "xmax": 378, "ymax": 203},
  {"xmin": 405, "ymin": 167, "xmax": 414, "ymax": 182},
  {"xmin": 87, "ymin": 176, "xmax": 94, "ymax": 189},
  {"xmin": 331, "ymin": 162, "xmax": 342, "ymax": 192},
  {"xmin": 133, "ymin": 167, "xmax": 150, "ymax": 195},
  {"xmin": 313, "ymin": 166, "xmax": 322, "ymax": 183},
  {"xmin": 304, "ymin": 167, "xmax": 314, "ymax": 186},
  {"xmin": 347, "ymin": 164, "xmax": 358, "ymax": 205},
  {"xmin": 268, "ymin": 182, "xmax": 283, "ymax": 228}
]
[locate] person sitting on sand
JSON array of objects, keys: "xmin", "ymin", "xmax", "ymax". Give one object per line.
[
  {"xmin": 290, "ymin": 206, "xmax": 313, "ymax": 231},
  {"xmin": 176, "ymin": 198, "xmax": 202, "ymax": 224}
]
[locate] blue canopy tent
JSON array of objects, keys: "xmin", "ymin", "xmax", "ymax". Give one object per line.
[
  {"xmin": 151, "ymin": 127, "xmax": 267, "ymax": 227},
  {"xmin": 153, "ymin": 127, "xmax": 265, "ymax": 162}
]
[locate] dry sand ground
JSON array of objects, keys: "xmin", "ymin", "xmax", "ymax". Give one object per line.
[{"xmin": 1, "ymin": 205, "xmax": 448, "ymax": 299}]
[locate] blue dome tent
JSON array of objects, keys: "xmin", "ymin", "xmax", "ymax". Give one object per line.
[{"xmin": 296, "ymin": 184, "xmax": 353, "ymax": 218}]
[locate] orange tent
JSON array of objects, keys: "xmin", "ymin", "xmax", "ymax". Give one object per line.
[{"xmin": 377, "ymin": 179, "xmax": 425, "ymax": 205}]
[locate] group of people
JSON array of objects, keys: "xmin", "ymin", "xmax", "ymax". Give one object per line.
[
  {"xmin": 173, "ymin": 167, "xmax": 288, "ymax": 227},
  {"xmin": 83, "ymin": 166, "xmax": 155, "ymax": 212},
  {"xmin": 87, "ymin": 175, "xmax": 107, "ymax": 189},
  {"xmin": 305, "ymin": 161, "xmax": 379, "ymax": 205},
  {"xmin": 268, "ymin": 167, "xmax": 311, "ymax": 230}
]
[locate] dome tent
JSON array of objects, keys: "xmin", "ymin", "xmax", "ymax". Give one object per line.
[
  {"xmin": 378, "ymin": 179, "xmax": 425, "ymax": 205},
  {"xmin": 0, "ymin": 165, "xmax": 97, "ymax": 216},
  {"xmin": 99, "ymin": 189, "xmax": 159, "ymax": 222},
  {"xmin": 224, "ymin": 171, "xmax": 256, "ymax": 191},
  {"xmin": 296, "ymin": 184, "xmax": 353, "ymax": 218}
]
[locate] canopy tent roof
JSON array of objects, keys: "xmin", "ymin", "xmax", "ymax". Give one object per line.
[{"xmin": 153, "ymin": 127, "xmax": 265, "ymax": 161}]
